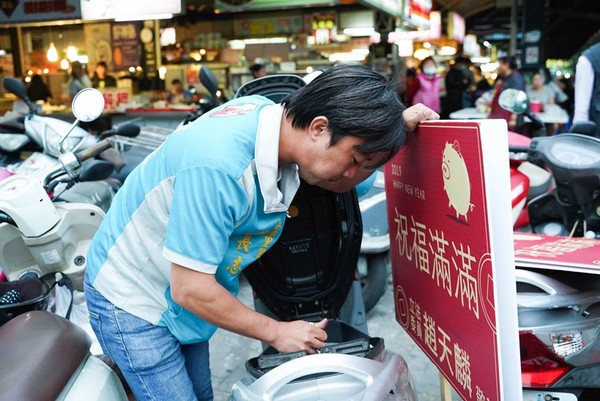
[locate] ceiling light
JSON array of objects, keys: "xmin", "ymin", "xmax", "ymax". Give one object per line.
[
  {"xmin": 47, "ymin": 42, "xmax": 59, "ymax": 62},
  {"xmin": 342, "ymin": 27, "xmax": 375, "ymax": 37},
  {"xmin": 115, "ymin": 13, "xmax": 173, "ymax": 22}
]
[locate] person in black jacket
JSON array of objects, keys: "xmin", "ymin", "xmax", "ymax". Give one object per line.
[
  {"xmin": 91, "ymin": 61, "xmax": 117, "ymax": 89},
  {"xmin": 442, "ymin": 56, "xmax": 472, "ymax": 118},
  {"xmin": 27, "ymin": 74, "xmax": 52, "ymax": 103}
]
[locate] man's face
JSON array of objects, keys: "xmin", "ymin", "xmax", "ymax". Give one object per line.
[
  {"xmin": 498, "ymin": 61, "xmax": 510, "ymax": 77},
  {"xmin": 297, "ymin": 128, "xmax": 382, "ymax": 192}
]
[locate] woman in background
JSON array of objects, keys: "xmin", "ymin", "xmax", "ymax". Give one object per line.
[
  {"xmin": 27, "ymin": 74, "xmax": 52, "ymax": 103},
  {"xmin": 406, "ymin": 56, "xmax": 441, "ymax": 113}
]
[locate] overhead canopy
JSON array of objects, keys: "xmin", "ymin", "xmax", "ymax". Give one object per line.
[{"xmin": 436, "ymin": 0, "xmax": 600, "ymax": 60}]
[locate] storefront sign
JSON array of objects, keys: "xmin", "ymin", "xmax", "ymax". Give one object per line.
[
  {"xmin": 84, "ymin": 23, "xmax": 112, "ymax": 67},
  {"xmin": 233, "ymin": 16, "xmax": 308, "ymax": 37},
  {"xmin": 81, "ymin": 0, "xmax": 182, "ymax": 21},
  {"xmin": 0, "ymin": 0, "xmax": 81, "ymax": 23},
  {"xmin": 385, "ymin": 120, "xmax": 522, "ymax": 401},
  {"xmin": 216, "ymin": 0, "xmax": 339, "ymax": 12},
  {"xmin": 111, "ymin": 22, "xmax": 140, "ymax": 71},
  {"xmin": 403, "ymin": 0, "xmax": 431, "ymax": 29},
  {"xmin": 447, "ymin": 11, "xmax": 465, "ymax": 44},
  {"xmin": 358, "ymin": 0, "xmax": 404, "ymax": 17},
  {"xmin": 521, "ymin": 0, "xmax": 544, "ymax": 69}
]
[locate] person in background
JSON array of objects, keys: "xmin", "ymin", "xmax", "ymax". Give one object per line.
[
  {"xmin": 488, "ymin": 56, "xmax": 526, "ymax": 131},
  {"xmin": 83, "ymin": 63, "xmax": 439, "ymax": 401},
  {"xmin": 405, "ymin": 56, "xmax": 441, "ymax": 113},
  {"xmin": 67, "ymin": 61, "xmax": 92, "ymax": 100},
  {"xmin": 27, "ymin": 74, "xmax": 52, "ymax": 103},
  {"xmin": 249, "ymin": 63, "xmax": 267, "ymax": 80},
  {"xmin": 91, "ymin": 61, "xmax": 117, "ymax": 90},
  {"xmin": 168, "ymin": 78, "xmax": 192, "ymax": 104},
  {"xmin": 526, "ymin": 70, "xmax": 556, "ymax": 107},
  {"xmin": 541, "ymin": 67, "xmax": 568, "ymax": 106},
  {"xmin": 468, "ymin": 65, "xmax": 491, "ymax": 106},
  {"xmin": 574, "ymin": 41, "xmax": 600, "ymax": 136},
  {"xmin": 442, "ymin": 56, "xmax": 472, "ymax": 118},
  {"xmin": 557, "ymin": 76, "xmax": 575, "ymax": 121}
]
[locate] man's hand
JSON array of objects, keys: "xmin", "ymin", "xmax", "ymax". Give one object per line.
[
  {"xmin": 271, "ymin": 318, "xmax": 328, "ymax": 354},
  {"xmin": 402, "ymin": 103, "xmax": 440, "ymax": 132},
  {"xmin": 171, "ymin": 263, "xmax": 328, "ymax": 353}
]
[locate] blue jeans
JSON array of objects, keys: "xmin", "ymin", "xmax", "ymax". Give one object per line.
[{"xmin": 84, "ymin": 279, "xmax": 213, "ymax": 401}]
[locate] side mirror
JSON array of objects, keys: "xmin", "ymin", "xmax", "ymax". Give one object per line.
[
  {"xmin": 199, "ymin": 66, "xmax": 219, "ymax": 100},
  {"xmin": 72, "ymin": 88, "xmax": 105, "ymax": 122},
  {"xmin": 499, "ymin": 88, "xmax": 546, "ymax": 133},
  {"xmin": 498, "ymin": 89, "xmax": 528, "ymax": 114},
  {"xmin": 59, "ymin": 88, "xmax": 105, "ymax": 153}
]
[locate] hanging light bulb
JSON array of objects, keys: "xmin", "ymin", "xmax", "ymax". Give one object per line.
[
  {"xmin": 66, "ymin": 45, "xmax": 78, "ymax": 62},
  {"xmin": 60, "ymin": 59, "xmax": 70, "ymax": 70},
  {"xmin": 47, "ymin": 42, "xmax": 59, "ymax": 62}
]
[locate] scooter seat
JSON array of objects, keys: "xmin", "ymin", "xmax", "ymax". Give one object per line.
[
  {"xmin": 0, "ymin": 310, "xmax": 90, "ymax": 401},
  {"xmin": 243, "ymin": 180, "xmax": 362, "ymax": 322}
]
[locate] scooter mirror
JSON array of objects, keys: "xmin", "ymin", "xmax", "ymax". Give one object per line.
[
  {"xmin": 199, "ymin": 67, "xmax": 219, "ymax": 99},
  {"xmin": 72, "ymin": 88, "xmax": 105, "ymax": 122},
  {"xmin": 499, "ymin": 89, "xmax": 529, "ymax": 115},
  {"xmin": 2, "ymin": 77, "xmax": 28, "ymax": 100}
]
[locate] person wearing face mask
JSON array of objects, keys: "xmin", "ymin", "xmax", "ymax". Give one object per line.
[{"xmin": 406, "ymin": 56, "xmax": 441, "ymax": 113}]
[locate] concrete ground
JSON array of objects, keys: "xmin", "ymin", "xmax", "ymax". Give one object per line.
[{"xmin": 210, "ymin": 270, "xmax": 462, "ymax": 401}]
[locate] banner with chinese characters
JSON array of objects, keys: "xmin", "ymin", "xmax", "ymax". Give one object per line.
[
  {"xmin": 514, "ymin": 233, "xmax": 600, "ymax": 274},
  {"xmin": 111, "ymin": 22, "xmax": 140, "ymax": 72},
  {"xmin": 385, "ymin": 120, "xmax": 522, "ymax": 401}
]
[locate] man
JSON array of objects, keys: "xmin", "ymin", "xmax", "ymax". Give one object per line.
[
  {"xmin": 249, "ymin": 63, "xmax": 267, "ymax": 79},
  {"xmin": 573, "ymin": 41, "xmax": 600, "ymax": 136},
  {"xmin": 91, "ymin": 61, "xmax": 117, "ymax": 89},
  {"xmin": 442, "ymin": 56, "xmax": 472, "ymax": 118},
  {"xmin": 488, "ymin": 56, "xmax": 526, "ymax": 130},
  {"xmin": 84, "ymin": 63, "xmax": 438, "ymax": 400}
]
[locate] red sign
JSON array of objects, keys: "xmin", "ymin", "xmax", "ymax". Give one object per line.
[
  {"xmin": 385, "ymin": 120, "xmax": 522, "ymax": 401},
  {"xmin": 514, "ymin": 232, "xmax": 600, "ymax": 274}
]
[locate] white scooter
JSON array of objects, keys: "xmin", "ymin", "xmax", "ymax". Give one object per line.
[
  {"xmin": 0, "ymin": 88, "xmax": 115, "ymax": 291},
  {"xmin": 1, "ymin": 76, "xmax": 139, "ymax": 211},
  {"xmin": 0, "ymin": 87, "xmax": 129, "ymax": 400}
]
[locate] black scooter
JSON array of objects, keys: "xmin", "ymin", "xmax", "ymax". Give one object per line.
[{"xmin": 229, "ymin": 75, "xmax": 417, "ymax": 400}]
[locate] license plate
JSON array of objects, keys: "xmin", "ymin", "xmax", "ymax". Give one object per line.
[{"xmin": 522, "ymin": 390, "xmax": 578, "ymax": 401}]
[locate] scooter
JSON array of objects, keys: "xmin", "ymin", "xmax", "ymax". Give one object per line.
[
  {"xmin": 0, "ymin": 88, "xmax": 130, "ymax": 401},
  {"xmin": 500, "ymin": 89, "xmax": 600, "ymax": 401},
  {"xmin": 0, "ymin": 310, "xmax": 128, "ymax": 401},
  {"xmin": 500, "ymin": 89, "xmax": 600, "ymax": 238},
  {"xmin": 0, "ymin": 87, "xmax": 117, "ymax": 291},
  {"xmin": 230, "ymin": 74, "xmax": 417, "ymax": 400},
  {"xmin": 1, "ymin": 76, "xmax": 139, "ymax": 211}
]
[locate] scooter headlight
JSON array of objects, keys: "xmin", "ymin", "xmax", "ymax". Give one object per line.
[
  {"xmin": 44, "ymin": 125, "xmax": 81, "ymax": 157},
  {"xmin": 549, "ymin": 327, "xmax": 600, "ymax": 359},
  {"xmin": 0, "ymin": 133, "xmax": 29, "ymax": 152}
]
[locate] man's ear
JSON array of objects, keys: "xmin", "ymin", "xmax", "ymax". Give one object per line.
[{"xmin": 308, "ymin": 116, "xmax": 329, "ymax": 141}]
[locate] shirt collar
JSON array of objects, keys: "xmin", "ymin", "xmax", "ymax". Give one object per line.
[{"xmin": 255, "ymin": 104, "xmax": 300, "ymax": 214}]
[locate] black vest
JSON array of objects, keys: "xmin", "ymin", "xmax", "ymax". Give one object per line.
[{"xmin": 582, "ymin": 42, "xmax": 600, "ymax": 135}]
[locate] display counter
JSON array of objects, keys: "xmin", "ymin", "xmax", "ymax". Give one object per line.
[{"xmin": 48, "ymin": 108, "xmax": 194, "ymax": 131}]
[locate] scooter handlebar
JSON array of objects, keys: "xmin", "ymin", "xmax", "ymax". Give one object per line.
[{"xmin": 74, "ymin": 139, "xmax": 112, "ymax": 163}]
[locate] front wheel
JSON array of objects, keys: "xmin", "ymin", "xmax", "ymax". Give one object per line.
[{"xmin": 358, "ymin": 252, "xmax": 389, "ymax": 312}]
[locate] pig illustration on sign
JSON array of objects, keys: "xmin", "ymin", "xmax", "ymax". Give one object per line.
[{"xmin": 442, "ymin": 141, "xmax": 474, "ymax": 221}]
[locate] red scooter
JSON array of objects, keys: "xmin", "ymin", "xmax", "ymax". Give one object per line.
[{"xmin": 502, "ymin": 89, "xmax": 600, "ymax": 401}]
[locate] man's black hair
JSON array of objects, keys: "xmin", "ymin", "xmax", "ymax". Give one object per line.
[
  {"xmin": 499, "ymin": 56, "xmax": 519, "ymax": 70},
  {"xmin": 281, "ymin": 63, "xmax": 406, "ymax": 167}
]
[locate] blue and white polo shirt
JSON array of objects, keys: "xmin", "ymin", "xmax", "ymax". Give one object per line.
[{"xmin": 86, "ymin": 95, "xmax": 300, "ymax": 344}]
